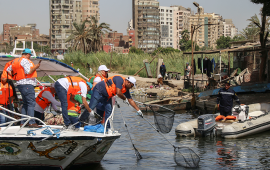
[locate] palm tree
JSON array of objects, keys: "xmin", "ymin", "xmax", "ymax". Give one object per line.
[
  {"xmin": 239, "ymin": 26, "xmax": 260, "ymax": 41},
  {"xmin": 87, "ymin": 15, "xmax": 111, "ymax": 53},
  {"xmin": 65, "ymin": 20, "xmax": 91, "ymax": 54}
]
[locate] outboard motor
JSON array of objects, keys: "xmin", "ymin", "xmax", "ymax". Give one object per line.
[
  {"xmin": 197, "ymin": 114, "xmax": 216, "ymax": 137},
  {"xmin": 232, "ymin": 105, "xmax": 249, "ymax": 121}
]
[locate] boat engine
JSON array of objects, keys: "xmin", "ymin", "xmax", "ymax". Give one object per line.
[
  {"xmin": 197, "ymin": 114, "xmax": 216, "ymax": 137},
  {"xmin": 232, "ymin": 105, "xmax": 249, "ymax": 121}
]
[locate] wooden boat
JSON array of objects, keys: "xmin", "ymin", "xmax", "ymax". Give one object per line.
[{"xmin": 138, "ymin": 99, "xmax": 191, "ymax": 112}]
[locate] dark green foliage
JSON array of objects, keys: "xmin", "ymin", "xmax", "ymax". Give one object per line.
[
  {"xmin": 129, "ymin": 47, "xmax": 144, "ymax": 54},
  {"xmin": 180, "ymin": 40, "xmax": 199, "ymax": 52},
  {"xmin": 152, "ymin": 47, "xmax": 180, "ymax": 56},
  {"xmin": 216, "ymin": 36, "xmax": 232, "ymax": 49},
  {"xmin": 251, "ymin": 0, "xmax": 270, "ymax": 16}
]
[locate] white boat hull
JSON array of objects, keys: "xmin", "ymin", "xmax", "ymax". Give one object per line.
[
  {"xmin": 175, "ymin": 103, "xmax": 270, "ymax": 139},
  {"xmin": 0, "ymin": 126, "xmax": 120, "ymax": 169}
]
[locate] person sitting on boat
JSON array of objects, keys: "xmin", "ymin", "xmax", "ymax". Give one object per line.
[
  {"xmin": 82, "ymin": 76, "xmax": 143, "ymax": 130},
  {"xmin": 34, "ymin": 83, "xmax": 61, "ymax": 125},
  {"xmin": 6, "ymin": 48, "xmax": 41, "ymax": 128},
  {"xmin": 89, "ymin": 65, "xmax": 109, "ymax": 89},
  {"xmin": 54, "ymin": 76, "xmax": 92, "ymax": 129},
  {"xmin": 217, "ymin": 81, "xmax": 241, "ymax": 117},
  {"xmin": 0, "ymin": 72, "xmax": 18, "ymax": 127},
  {"xmin": 1, "ymin": 59, "xmax": 15, "ymax": 84}
]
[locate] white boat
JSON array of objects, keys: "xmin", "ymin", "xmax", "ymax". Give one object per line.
[
  {"xmin": 0, "ymin": 55, "xmax": 121, "ymax": 169},
  {"xmin": 175, "ymin": 103, "xmax": 270, "ymax": 139}
]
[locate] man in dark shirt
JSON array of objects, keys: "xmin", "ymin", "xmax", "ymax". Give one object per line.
[
  {"xmin": 160, "ymin": 62, "xmax": 166, "ymax": 80},
  {"xmin": 83, "ymin": 76, "xmax": 142, "ymax": 129},
  {"xmin": 217, "ymin": 81, "xmax": 241, "ymax": 116}
]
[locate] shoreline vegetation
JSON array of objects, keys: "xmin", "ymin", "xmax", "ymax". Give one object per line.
[{"xmin": 38, "ymin": 51, "xmax": 233, "ymax": 83}]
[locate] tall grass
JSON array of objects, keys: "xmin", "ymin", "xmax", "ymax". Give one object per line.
[
  {"xmin": 62, "ymin": 51, "xmax": 233, "ymax": 78},
  {"xmin": 38, "ymin": 51, "xmax": 233, "ymax": 83}
]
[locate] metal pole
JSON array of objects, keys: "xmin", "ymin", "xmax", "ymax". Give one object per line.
[
  {"xmin": 191, "ymin": 25, "xmax": 194, "ymax": 96},
  {"xmin": 219, "ymin": 51, "xmax": 221, "ymax": 82},
  {"xmin": 228, "ymin": 52, "xmax": 230, "ymax": 76}
]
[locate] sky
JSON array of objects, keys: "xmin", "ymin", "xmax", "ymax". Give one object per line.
[{"xmin": 0, "ymin": 0, "xmax": 263, "ymax": 35}]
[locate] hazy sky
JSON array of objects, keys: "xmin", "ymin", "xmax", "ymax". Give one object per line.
[{"xmin": 0, "ymin": 0, "xmax": 263, "ymax": 35}]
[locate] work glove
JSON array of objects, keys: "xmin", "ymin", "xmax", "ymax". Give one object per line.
[
  {"xmin": 136, "ymin": 110, "xmax": 143, "ymax": 118},
  {"xmin": 89, "ymin": 110, "xmax": 101, "ymax": 119},
  {"xmin": 123, "ymin": 98, "xmax": 129, "ymax": 105},
  {"xmin": 56, "ymin": 110, "xmax": 61, "ymax": 115}
]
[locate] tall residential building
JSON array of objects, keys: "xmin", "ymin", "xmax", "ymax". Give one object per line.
[
  {"xmin": 188, "ymin": 6, "xmax": 224, "ymax": 49},
  {"xmin": 3, "ymin": 24, "xmax": 17, "ymax": 44},
  {"xmin": 132, "ymin": 0, "xmax": 160, "ymax": 53},
  {"xmin": 223, "ymin": 19, "xmax": 238, "ymax": 38},
  {"xmin": 50, "ymin": 0, "xmax": 100, "ymax": 54},
  {"xmin": 159, "ymin": 6, "xmax": 175, "ymax": 48}
]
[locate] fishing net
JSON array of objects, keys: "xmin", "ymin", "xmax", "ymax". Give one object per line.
[
  {"xmin": 174, "ymin": 146, "xmax": 200, "ymax": 168},
  {"xmin": 148, "ymin": 105, "xmax": 175, "ymax": 134},
  {"xmin": 78, "ymin": 106, "xmax": 102, "ymax": 125}
]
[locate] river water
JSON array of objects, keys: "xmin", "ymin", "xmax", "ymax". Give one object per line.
[{"xmin": 75, "ymin": 98, "xmax": 270, "ymax": 170}]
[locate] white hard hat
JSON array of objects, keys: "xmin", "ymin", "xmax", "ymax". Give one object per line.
[
  {"xmin": 126, "ymin": 76, "xmax": 136, "ymax": 88},
  {"xmin": 98, "ymin": 65, "xmax": 110, "ymax": 71}
]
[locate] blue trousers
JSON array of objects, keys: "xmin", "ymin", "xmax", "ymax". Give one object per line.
[
  {"xmin": 54, "ymin": 81, "xmax": 70, "ymax": 126},
  {"xmin": 89, "ymin": 88, "xmax": 112, "ymax": 128},
  {"xmin": 17, "ymin": 85, "xmax": 36, "ymax": 125},
  {"xmin": 69, "ymin": 116, "xmax": 81, "ymax": 128}
]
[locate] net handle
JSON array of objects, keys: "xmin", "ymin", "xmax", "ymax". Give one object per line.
[{"xmin": 134, "ymin": 100, "xmax": 176, "ymax": 113}]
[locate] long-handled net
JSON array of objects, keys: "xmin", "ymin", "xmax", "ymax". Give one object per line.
[
  {"xmin": 141, "ymin": 115, "xmax": 200, "ymax": 168},
  {"xmin": 78, "ymin": 105, "xmax": 102, "ymax": 125},
  {"xmin": 116, "ymin": 101, "xmax": 142, "ymax": 160},
  {"xmin": 134, "ymin": 100, "xmax": 175, "ymax": 134}
]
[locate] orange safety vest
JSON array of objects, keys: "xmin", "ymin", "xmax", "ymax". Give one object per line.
[
  {"xmin": 35, "ymin": 87, "xmax": 55, "ymax": 110},
  {"xmin": 0, "ymin": 82, "xmax": 13, "ymax": 105},
  {"xmin": 66, "ymin": 76, "xmax": 86, "ymax": 96},
  {"xmin": 104, "ymin": 75, "xmax": 127, "ymax": 99},
  {"xmin": 67, "ymin": 96, "xmax": 81, "ymax": 115},
  {"xmin": 1, "ymin": 60, "xmax": 14, "ymax": 80},
  {"xmin": 11, "ymin": 57, "xmax": 37, "ymax": 81}
]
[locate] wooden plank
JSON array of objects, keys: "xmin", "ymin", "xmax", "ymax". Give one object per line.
[{"xmin": 144, "ymin": 62, "xmax": 153, "ymax": 78}]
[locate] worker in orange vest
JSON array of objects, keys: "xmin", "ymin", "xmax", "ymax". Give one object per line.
[
  {"xmin": 0, "ymin": 72, "xmax": 18, "ymax": 127},
  {"xmin": 1, "ymin": 59, "xmax": 15, "ymax": 84},
  {"xmin": 34, "ymin": 83, "xmax": 61, "ymax": 124},
  {"xmin": 82, "ymin": 76, "xmax": 142, "ymax": 130},
  {"xmin": 6, "ymin": 48, "xmax": 41, "ymax": 128},
  {"xmin": 54, "ymin": 76, "xmax": 92, "ymax": 129},
  {"xmin": 90, "ymin": 65, "xmax": 109, "ymax": 89}
]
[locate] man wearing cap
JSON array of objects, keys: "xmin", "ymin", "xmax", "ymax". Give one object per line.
[
  {"xmin": 34, "ymin": 83, "xmax": 61, "ymax": 124},
  {"xmin": 6, "ymin": 48, "xmax": 41, "ymax": 128},
  {"xmin": 54, "ymin": 76, "xmax": 92, "ymax": 128},
  {"xmin": 217, "ymin": 81, "xmax": 241, "ymax": 116},
  {"xmin": 83, "ymin": 75, "xmax": 142, "ymax": 129},
  {"xmin": 90, "ymin": 65, "xmax": 109, "ymax": 89}
]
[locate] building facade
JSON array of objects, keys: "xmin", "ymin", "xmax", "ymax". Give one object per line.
[
  {"xmin": 159, "ymin": 6, "xmax": 175, "ymax": 48},
  {"xmin": 223, "ymin": 19, "xmax": 238, "ymax": 38},
  {"xmin": 188, "ymin": 6, "xmax": 224, "ymax": 49},
  {"xmin": 3, "ymin": 24, "xmax": 17, "ymax": 44},
  {"xmin": 50, "ymin": 0, "xmax": 100, "ymax": 54},
  {"xmin": 132, "ymin": 0, "xmax": 160, "ymax": 53}
]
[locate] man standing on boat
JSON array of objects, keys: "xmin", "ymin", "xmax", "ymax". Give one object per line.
[
  {"xmin": 217, "ymin": 81, "xmax": 241, "ymax": 116},
  {"xmin": 82, "ymin": 76, "xmax": 143, "ymax": 130},
  {"xmin": 54, "ymin": 76, "xmax": 92, "ymax": 128},
  {"xmin": 34, "ymin": 83, "xmax": 61, "ymax": 124},
  {"xmin": 6, "ymin": 48, "xmax": 41, "ymax": 128}
]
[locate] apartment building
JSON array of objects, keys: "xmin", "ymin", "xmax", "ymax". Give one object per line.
[
  {"xmin": 188, "ymin": 6, "xmax": 224, "ymax": 49},
  {"xmin": 223, "ymin": 19, "xmax": 238, "ymax": 38},
  {"xmin": 50, "ymin": 0, "xmax": 100, "ymax": 54},
  {"xmin": 132, "ymin": 0, "xmax": 160, "ymax": 53},
  {"xmin": 3, "ymin": 24, "xmax": 17, "ymax": 44},
  {"xmin": 159, "ymin": 6, "xmax": 175, "ymax": 48}
]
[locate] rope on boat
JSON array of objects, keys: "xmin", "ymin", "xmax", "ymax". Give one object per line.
[{"xmin": 27, "ymin": 126, "xmax": 61, "ymax": 138}]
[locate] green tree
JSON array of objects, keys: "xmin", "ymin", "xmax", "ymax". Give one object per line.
[
  {"xmin": 129, "ymin": 46, "xmax": 144, "ymax": 54},
  {"xmin": 180, "ymin": 40, "xmax": 199, "ymax": 51},
  {"xmin": 87, "ymin": 15, "xmax": 111, "ymax": 53},
  {"xmin": 250, "ymin": 0, "xmax": 270, "ymax": 81},
  {"xmin": 231, "ymin": 35, "xmax": 246, "ymax": 42},
  {"xmin": 240, "ymin": 26, "xmax": 260, "ymax": 41},
  {"xmin": 216, "ymin": 36, "xmax": 232, "ymax": 49}
]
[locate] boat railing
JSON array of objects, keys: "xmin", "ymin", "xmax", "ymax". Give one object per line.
[{"xmin": 0, "ymin": 106, "xmax": 54, "ymax": 136}]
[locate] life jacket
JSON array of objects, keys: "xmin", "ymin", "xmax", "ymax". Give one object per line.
[
  {"xmin": 67, "ymin": 94, "xmax": 81, "ymax": 117},
  {"xmin": 224, "ymin": 116, "xmax": 236, "ymax": 120},
  {"xmin": 11, "ymin": 57, "xmax": 37, "ymax": 81},
  {"xmin": 0, "ymin": 82, "xmax": 13, "ymax": 105},
  {"xmin": 215, "ymin": 115, "xmax": 225, "ymax": 121},
  {"xmin": 35, "ymin": 87, "xmax": 54, "ymax": 110},
  {"xmin": 1, "ymin": 60, "xmax": 14, "ymax": 80},
  {"xmin": 66, "ymin": 76, "xmax": 86, "ymax": 96},
  {"xmin": 104, "ymin": 75, "xmax": 127, "ymax": 99},
  {"xmin": 89, "ymin": 74, "xmax": 105, "ymax": 84}
]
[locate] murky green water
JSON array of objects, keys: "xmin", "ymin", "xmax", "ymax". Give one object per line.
[{"xmin": 74, "ymin": 97, "xmax": 270, "ymax": 170}]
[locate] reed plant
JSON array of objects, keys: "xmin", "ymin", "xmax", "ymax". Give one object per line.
[{"xmin": 38, "ymin": 51, "xmax": 233, "ymax": 83}]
